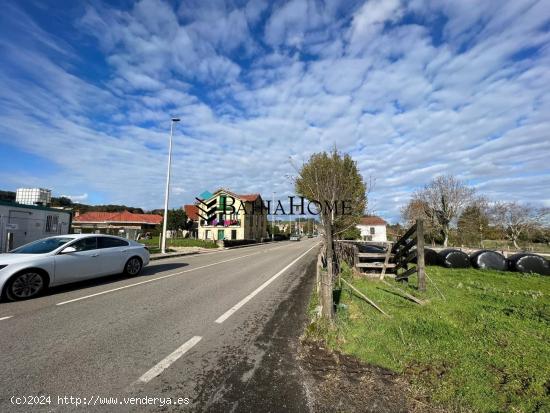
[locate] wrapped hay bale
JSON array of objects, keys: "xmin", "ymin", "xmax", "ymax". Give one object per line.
[
  {"xmin": 439, "ymin": 249, "xmax": 471, "ymax": 268},
  {"xmin": 470, "ymin": 250, "xmax": 507, "ymax": 271},
  {"xmin": 507, "ymin": 253, "xmax": 550, "ymax": 276}
]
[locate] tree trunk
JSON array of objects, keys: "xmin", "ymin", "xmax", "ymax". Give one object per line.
[
  {"xmin": 321, "ymin": 223, "xmax": 334, "ymax": 321},
  {"xmin": 513, "ymin": 238, "xmax": 519, "ymax": 249},
  {"xmin": 442, "ymin": 226, "xmax": 449, "ymax": 247}
]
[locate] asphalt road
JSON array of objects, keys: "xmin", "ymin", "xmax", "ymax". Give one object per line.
[{"xmin": 0, "ymin": 238, "xmax": 320, "ymax": 412}]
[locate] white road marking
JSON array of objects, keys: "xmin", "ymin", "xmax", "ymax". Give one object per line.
[
  {"xmin": 0, "ymin": 316, "xmax": 13, "ymax": 321},
  {"xmin": 215, "ymin": 242, "xmax": 319, "ymax": 324},
  {"xmin": 137, "ymin": 336, "xmax": 202, "ymax": 383},
  {"xmin": 56, "ymin": 249, "xmax": 277, "ymax": 306},
  {"xmin": 147, "ymin": 241, "xmax": 294, "ymax": 264}
]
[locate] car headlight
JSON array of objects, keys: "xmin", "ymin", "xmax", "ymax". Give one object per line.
[{"xmin": 0, "ymin": 265, "xmax": 7, "ymax": 271}]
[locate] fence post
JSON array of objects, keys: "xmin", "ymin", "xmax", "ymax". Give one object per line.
[{"xmin": 416, "ymin": 219, "xmax": 426, "ymax": 291}]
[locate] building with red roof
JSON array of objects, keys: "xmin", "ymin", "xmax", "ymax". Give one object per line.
[
  {"xmin": 72, "ymin": 210, "xmax": 162, "ymax": 240},
  {"xmin": 357, "ymin": 215, "xmax": 387, "ymax": 242}
]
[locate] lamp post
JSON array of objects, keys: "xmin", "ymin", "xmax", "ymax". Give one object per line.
[
  {"xmin": 271, "ymin": 191, "xmax": 276, "ymax": 240},
  {"xmin": 161, "ymin": 117, "xmax": 180, "ymax": 254}
]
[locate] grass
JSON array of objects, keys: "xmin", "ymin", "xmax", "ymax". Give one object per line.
[
  {"xmin": 481, "ymin": 240, "xmax": 550, "ymax": 254},
  {"xmin": 306, "ymin": 264, "xmax": 550, "ymax": 412},
  {"xmin": 141, "ymin": 236, "xmax": 218, "ymax": 252}
]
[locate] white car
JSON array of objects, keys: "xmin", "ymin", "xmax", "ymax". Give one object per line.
[{"xmin": 0, "ymin": 234, "xmax": 150, "ymax": 301}]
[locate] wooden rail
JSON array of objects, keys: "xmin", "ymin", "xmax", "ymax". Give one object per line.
[
  {"xmin": 334, "ymin": 241, "xmax": 359, "ymax": 268},
  {"xmin": 392, "ymin": 219, "xmax": 426, "ymax": 291}
]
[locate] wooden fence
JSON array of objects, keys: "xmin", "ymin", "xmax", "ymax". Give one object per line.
[{"xmin": 392, "ymin": 219, "xmax": 426, "ymax": 291}]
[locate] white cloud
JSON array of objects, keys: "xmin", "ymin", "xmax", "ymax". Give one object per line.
[
  {"xmin": 0, "ymin": 0, "xmax": 548, "ymax": 222},
  {"xmin": 62, "ymin": 193, "xmax": 89, "ymax": 202}
]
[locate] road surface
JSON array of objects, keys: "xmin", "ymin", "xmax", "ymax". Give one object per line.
[{"xmin": 0, "ymin": 238, "xmax": 319, "ymax": 412}]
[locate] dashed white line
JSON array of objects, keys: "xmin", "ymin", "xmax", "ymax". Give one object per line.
[
  {"xmin": 0, "ymin": 316, "xmax": 13, "ymax": 321},
  {"xmin": 137, "ymin": 336, "xmax": 202, "ymax": 383},
  {"xmin": 215, "ymin": 242, "xmax": 319, "ymax": 324},
  {"xmin": 57, "ymin": 250, "xmax": 270, "ymax": 306}
]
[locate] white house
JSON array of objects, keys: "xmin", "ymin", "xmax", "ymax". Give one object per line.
[{"xmin": 357, "ymin": 216, "xmax": 387, "ymax": 242}]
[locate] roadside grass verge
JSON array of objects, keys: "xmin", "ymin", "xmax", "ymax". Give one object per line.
[
  {"xmin": 141, "ymin": 236, "xmax": 218, "ymax": 250},
  {"xmin": 305, "ymin": 264, "xmax": 550, "ymax": 412}
]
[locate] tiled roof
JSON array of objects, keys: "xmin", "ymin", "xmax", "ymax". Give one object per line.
[
  {"xmin": 236, "ymin": 193, "xmax": 260, "ymax": 202},
  {"xmin": 184, "ymin": 205, "xmax": 199, "ymax": 221},
  {"xmin": 74, "ymin": 210, "xmax": 163, "ymax": 224},
  {"xmin": 358, "ymin": 216, "xmax": 387, "ymax": 226},
  {"xmin": 207, "ymin": 188, "xmax": 261, "ymax": 202}
]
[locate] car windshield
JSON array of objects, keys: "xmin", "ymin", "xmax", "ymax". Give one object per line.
[{"xmin": 11, "ymin": 237, "xmax": 74, "ymax": 254}]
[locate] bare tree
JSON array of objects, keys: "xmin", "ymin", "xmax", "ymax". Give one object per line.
[
  {"xmin": 406, "ymin": 175, "xmax": 474, "ymax": 247},
  {"xmin": 489, "ymin": 202, "xmax": 547, "ymax": 249},
  {"xmin": 295, "ymin": 149, "xmax": 366, "ymax": 321}
]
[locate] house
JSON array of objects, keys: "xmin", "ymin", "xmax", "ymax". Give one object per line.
[
  {"xmin": 197, "ymin": 189, "xmax": 267, "ymax": 241},
  {"xmin": 183, "ymin": 204, "xmax": 199, "ymax": 238},
  {"xmin": 357, "ymin": 215, "xmax": 387, "ymax": 242},
  {"xmin": 72, "ymin": 210, "xmax": 162, "ymax": 240},
  {"xmin": 0, "ymin": 200, "xmax": 72, "ymax": 251}
]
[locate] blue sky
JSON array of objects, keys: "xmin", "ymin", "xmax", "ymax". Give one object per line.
[{"xmin": 0, "ymin": 0, "xmax": 549, "ymax": 222}]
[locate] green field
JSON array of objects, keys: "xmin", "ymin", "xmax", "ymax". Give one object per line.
[
  {"xmin": 480, "ymin": 240, "xmax": 550, "ymax": 254},
  {"xmin": 306, "ymin": 265, "xmax": 550, "ymax": 412}
]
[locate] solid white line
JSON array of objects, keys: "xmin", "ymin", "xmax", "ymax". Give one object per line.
[
  {"xmin": 137, "ymin": 336, "xmax": 202, "ymax": 383},
  {"xmin": 56, "ymin": 249, "xmax": 269, "ymax": 306},
  {"xmin": 215, "ymin": 242, "xmax": 319, "ymax": 324},
  {"xmin": 0, "ymin": 316, "xmax": 13, "ymax": 321}
]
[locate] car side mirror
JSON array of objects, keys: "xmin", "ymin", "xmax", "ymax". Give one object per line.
[{"xmin": 61, "ymin": 246, "xmax": 77, "ymax": 254}]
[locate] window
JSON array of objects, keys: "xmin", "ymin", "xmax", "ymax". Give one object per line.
[
  {"xmin": 12, "ymin": 237, "xmax": 73, "ymax": 254},
  {"xmin": 45, "ymin": 215, "xmax": 58, "ymax": 232},
  {"xmin": 71, "ymin": 237, "xmax": 98, "ymax": 252},
  {"xmin": 231, "ymin": 230, "xmax": 237, "ymax": 240},
  {"xmin": 98, "ymin": 237, "xmax": 129, "ymax": 249},
  {"xmin": 205, "ymin": 230, "xmax": 211, "ymax": 239},
  {"xmin": 370, "ymin": 227, "xmax": 375, "ymax": 235}
]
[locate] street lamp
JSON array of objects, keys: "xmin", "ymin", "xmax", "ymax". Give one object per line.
[
  {"xmin": 271, "ymin": 191, "xmax": 276, "ymax": 240},
  {"xmin": 161, "ymin": 117, "xmax": 180, "ymax": 254}
]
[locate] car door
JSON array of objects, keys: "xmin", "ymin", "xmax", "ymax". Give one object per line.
[
  {"xmin": 97, "ymin": 237, "xmax": 129, "ymax": 275},
  {"xmin": 53, "ymin": 237, "xmax": 102, "ymax": 284}
]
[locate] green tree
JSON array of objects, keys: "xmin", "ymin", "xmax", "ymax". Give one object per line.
[
  {"xmin": 340, "ymin": 226, "xmax": 361, "ymax": 240},
  {"xmin": 457, "ymin": 199, "xmax": 489, "ymax": 247},
  {"xmin": 166, "ymin": 209, "xmax": 188, "ymax": 232},
  {"xmin": 295, "ymin": 148, "xmax": 366, "ymax": 321}
]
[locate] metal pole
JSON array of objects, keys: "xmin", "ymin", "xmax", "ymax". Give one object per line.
[
  {"xmin": 161, "ymin": 119, "xmax": 179, "ymax": 254},
  {"xmin": 271, "ymin": 192, "xmax": 275, "ymax": 240}
]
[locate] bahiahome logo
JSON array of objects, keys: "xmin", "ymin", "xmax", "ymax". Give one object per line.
[{"xmin": 195, "ymin": 191, "xmax": 353, "ymax": 223}]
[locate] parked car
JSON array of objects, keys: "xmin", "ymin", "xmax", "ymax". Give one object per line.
[
  {"xmin": 0, "ymin": 234, "xmax": 150, "ymax": 301},
  {"xmin": 290, "ymin": 234, "xmax": 301, "ymax": 241}
]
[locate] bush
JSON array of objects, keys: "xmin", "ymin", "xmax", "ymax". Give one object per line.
[{"xmin": 222, "ymin": 239, "xmax": 257, "ymax": 247}]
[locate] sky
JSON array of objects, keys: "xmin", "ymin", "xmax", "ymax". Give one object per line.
[{"xmin": 0, "ymin": 0, "xmax": 549, "ymax": 222}]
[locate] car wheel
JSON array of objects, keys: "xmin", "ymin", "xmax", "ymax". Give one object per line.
[
  {"xmin": 124, "ymin": 257, "xmax": 142, "ymax": 276},
  {"xmin": 5, "ymin": 271, "xmax": 46, "ymax": 301}
]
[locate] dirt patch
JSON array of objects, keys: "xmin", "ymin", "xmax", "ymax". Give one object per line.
[{"xmin": 299, "ymin": 339, "xmax": 422, "ymax": 413}]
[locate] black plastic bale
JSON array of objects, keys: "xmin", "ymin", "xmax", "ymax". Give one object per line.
[
  {"xmin": 425, "ymin": 248, "xmax": 444, "ymax": 266},
  {"xmin": 470, "ymin": 250, "xmax": 507, "ymax": 271},
  {"xmin": 507, "ymin": 253, "xmax": 550, "ymax": 276},
  {"xmin": 411, "ymin": 248, "xmax": 443, "ymax": 265},
  {"xmin": 439, "ymin": 249, "xmax": 471, "ymax": 268},
  {"xmin": 358, "ymin": 244, "xmax": 386, "ymax": 253}
]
